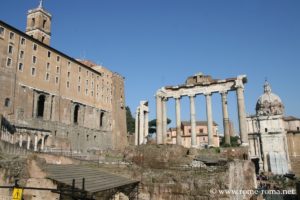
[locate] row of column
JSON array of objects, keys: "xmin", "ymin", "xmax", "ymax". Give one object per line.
[
  {"xmin": 156, "ymin": 87, "xmax": 248, "ymax": 147},
  {"xmin": 135, "ymin": 101, "xmax": 149, "ymax": 145},
  {"xmin": 0, "ymin": 128, "xmax": 48, "ymax": 152}
]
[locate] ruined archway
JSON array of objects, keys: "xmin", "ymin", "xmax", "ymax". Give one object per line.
[{"xmin": 37, "ymin": 95, "xmax": 46, "ymax": 118}]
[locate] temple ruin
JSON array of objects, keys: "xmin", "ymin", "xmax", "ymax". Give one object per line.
[{"xmin": 155, "ymin": 73, "xmax": 248, "ymax": 147}]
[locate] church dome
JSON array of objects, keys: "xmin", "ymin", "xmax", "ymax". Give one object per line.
[{"xmin": 256, "ymin": 81, "xmax": 284, "ymax": 116}]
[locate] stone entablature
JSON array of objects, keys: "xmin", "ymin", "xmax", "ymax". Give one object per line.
[{"xmin": 155, "ymin": 73, "xmax": 248, "ymax": 148}]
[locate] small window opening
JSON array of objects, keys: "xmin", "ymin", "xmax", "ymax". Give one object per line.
[
  {"xmin": 4, "ymin": 98, "xmax": 10, "ymax": 107},
  {"xmin": 100, "ymin": 112, "xmax": 104, "ymax": 127},
  {"xmin": 31, "ymin": 18, "xmax": 35, "ymax": 27},
  {"xmin": 43, "ymin": 19, "xmax": 47, "ymax": 28},
  {"xmin": 37, "ymin": 95, "xmax": 46, "ymax": 118},
  {"xmin": 74, "ymin": 105, "xmax": 80, "ymax": 124}
]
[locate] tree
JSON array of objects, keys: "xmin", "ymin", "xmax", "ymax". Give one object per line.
[
  {"xmin": 126, "ymin": 106, "xmax": 135, "ymax": 134},
  {"xmin": 148, "ymin": 118, "xmax": 171, "ymax": 134},
  {"xmin": 220, "ymin": 136, "xmax": 240, "ymax": 147}
]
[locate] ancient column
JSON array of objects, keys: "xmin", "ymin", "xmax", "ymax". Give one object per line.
[
  {"xmin": 156, "ymin": 95, "xmax": 163, "ymax": 144},
  {"xmin": 189, "ymin": 95, "xmax": 197, "ymax": 147},
  {"xmin": 205, "ymin": 93, "xmax": 214, "ymax": 147},
  {"xmin": 134, "ymin": 110, "xmax": 139, "ymax": 146},
  {"xmin": 221, "ymin": 91, "xmax": 230, "ymax": 145},
  {"xmin": 19, "ymin": 134, "xmax": 23, "ymax": 147},
  {"xmin": 139, "ymin": 109, "xmax": 144, "ymax": 145},
  {"xmin": 144, "ymin": 111, "xmax": 149, "ymax": 144},
  {"xmin": 34, "ymin": 133, "xmax": 38, "ymax": 152},
  {"xmin": 162, "ymin": 98, "xmax": 168, "ymax": 144},
  {"xmin": 175, "ymin": 96, "xmax": 182, "ymax": 145},
  {"xmin": 27, "ymin": 134, "xmax": 31, "ymax": 150},
  {"xmin": 236, "ymin": 86, "xmax": 249, "ymax": 146}
]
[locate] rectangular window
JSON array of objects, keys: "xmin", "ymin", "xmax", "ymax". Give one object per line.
[
  {"xmin": 9, "ymin": 32, "xmax": 14, "ymax": 40},
  {"xmin": 79, "ymin": 67, "xmax": 81, "ymax": 72},
  {"xmin": 0, "ymin": 26, "xmax": 5, "ymax": 37},
  {"xmin": 78, "ymin": 76, "xmax": 81, "ymax": 83},
  {"xmin": 56, "ymin": 66, "xmax": 60, "ymax": 73},
  {"xmin": 8, "ymin": 45, "xmax": 13, "ymax": 54},
  {"xmin": 67, "ymin": 71, "xmax": 70, "ymax": 78},
  {"xmin": 46, "ymin": 62, "xmax": 50, "ymax": 70},
  {"xmin": 85, "ymin": 89, "xmax": 88, "ymax": 95},
  {"xmin": 6, "ymin": 58, "xmax": 12, "ymax": 67},
  {"xmin": 91, "ymin": 91, "xmax": 94, "ymax": 96},
  {"xmin": 31, "ymin": 67, "xmax": 36, "ymax": 76},
  {"xmin": 33, "ymin": 43, "xmax": 37, "ymax": 51},
  {"xmin": 20, "ymin": 37, "xmax": 26, "ymax": 45},
  {"xmin": 18, "ymin": 63, "xmax": 23, "ymax": 71},
  {"xmin": 32, "ymin": 56, "xmax": 37, "ymax": 64},
  {"xmin": 48, "ymin": 51, "xmax": 51, "ymax": 58},
  {"xmin": 45, "ymin": 73, "xmax": 50, "ymax": 81},
  {"xmin": 78, "ymin": 86, "xmax": 81, "ymax": 92},
  {"xmin": 86, "ymin": 71, "xmax": 89, "ymax": 76},
  {"xmin": 55, "ymin": 76, "xmax": 59, "ymax": 84},
  {"xmin": 19, "ymin": 50, "xmax": 24, "ymax": 59},
  {"xmin": 67, "ymin": 81, "xmax": 70, "ymax": 88},
  {"xmin": 57, "ymin": 56, "xmax": 60, "ymax": 62}
]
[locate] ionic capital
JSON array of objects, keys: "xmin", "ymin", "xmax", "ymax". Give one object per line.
[
  {"xmin": 203, "ymin": 92, "xmax": 212, "ymax": 96},
  {"xmin": 173, "ymin": 95, "xmax": 181, "ymax": 99},
  {"xmin": 234, "ymin": 78, "xmax": 244, "ymax": 89}
]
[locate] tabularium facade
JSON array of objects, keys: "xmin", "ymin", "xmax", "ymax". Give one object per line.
[{"xmin": 0, "ymin": 2, "xmax": 127, "ymax": 153}]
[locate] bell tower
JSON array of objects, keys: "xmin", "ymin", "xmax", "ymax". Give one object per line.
[{"xmin": 26, "ymin": 0, "xmax": 52, "ymax": 45}]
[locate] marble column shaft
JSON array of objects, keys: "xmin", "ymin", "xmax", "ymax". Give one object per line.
[
  {"xmin": 19, "ymin": 134, "xmax": 23, "ymax": 147},
  {"xmin": 34, "ymin": 134, "xmax": 38, "ymax": 152},
  {"xmin": 27, "ymin": 134, "xmax": 31, "ymax": 150},
  {"xmin": 139, "ymin": 110, "xmax": 144, "ymax": 145},
  {"xmin": 175, "ymin": 97, "xmax": 181, "ymax": 145},
  {"xmin": 189, "ymin": 95, "xmax": 197, "ymax": 147},
  {"xmin": 205, "ymin": 94, "xmax": 213, "ymax": 146},
  {"xmin": 135, "ymin": 111, "xmax": 139, "ymax": 145},
  {"xmin": 156, "ymin": 96, "xmax": 163, "ymax": 144},
  {"xmin": 221, "ymin": 92, "xmax": 230, "ymax": 145},
  {"xmin": 144, "ymin": 111, "xmax": 149, "ymax": 144},
  {"xmin": 162, "ymin": 99, "xmax": 168, "ymax": 144},
  {"xmin": 236, "ymin": 87, "xmax": 249, "ymax": 146}
]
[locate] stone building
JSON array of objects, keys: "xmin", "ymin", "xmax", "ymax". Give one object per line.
[
  {"xmin": 247, "ymin": 81, "xmax": 300, "ymax": 175},
  {"xmin": 167, "ymin": 121, "xmax": 219, "ymax": 148},
  {"xmin": 0, "ymin": 2, "xmax": 127, "ymax": 152}
]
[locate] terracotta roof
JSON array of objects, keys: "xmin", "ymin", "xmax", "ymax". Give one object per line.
[
  {"xmin": 76, "ymin": 59, "xmax": 98, "ymax": 68},
  {"xmin": 284, "ymin": 116, "xmax": 300, "ymax": 121}
]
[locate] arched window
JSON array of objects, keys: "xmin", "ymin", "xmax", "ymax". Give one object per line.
[
  {"xmin": 43, "ymin": 19, "xmax": 47, "ymax": 28},
  {"xmin": 31, "ymin": 18, "xmax": 35, "ymax": 27},
  {"xmin": 37, "ymin": 95, "xmax": 46, "ymax": 117},
  {"xmin": 41, "ymin": 36, "xmax": 45, "ymax": 42},
  {"xmin": 100, "ymin": 112, "xmax": 105, "ymax": 127},
  {"xmin": 74, "ymin": 105, "xmax": 80, "ymax": 124},
  {"xmin": 4, "ymin": 98, "xmax": 10, "ymax": 107}
]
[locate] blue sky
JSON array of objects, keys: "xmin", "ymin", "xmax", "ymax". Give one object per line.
[{"xmin": 1, "ymin": 0, "xmax": 299, "ymax": 133}]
